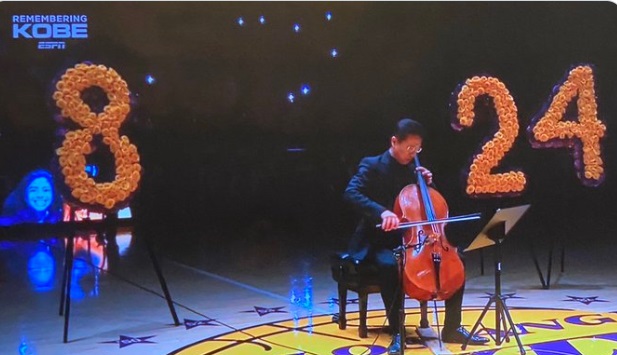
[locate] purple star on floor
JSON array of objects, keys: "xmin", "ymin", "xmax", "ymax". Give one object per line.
[
  {"xmin": 242, "ymin": 306, "xmax": 288, "ymax": 316},
  {"xmin": 321, "ymin": 298, "xmax": 359, "ymax": 305},
  {"xmin": 563, "ymin": 295, "xmax": 609, "ymax": 305},
  {"xmin": 479, "ymin": 292, "xmax": 525, "ymax": 300},
  {"xmin": 483, "ymin": 328, "xmax": 516, "ymax": 338},
  {"xmin": 184, "ymin": 318, "xmax": 219, "ymax": 330},
  {"xmin": 101, "ymin": 335, "xmax": 156, "ymax": 348}
]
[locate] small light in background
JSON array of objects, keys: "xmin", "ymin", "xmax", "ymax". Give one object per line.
[
  {"xmin": 326, "ymin": 11, "xmax": 333, "ymax": 21},
  {"xmin": 259, "ymin": 16, "xmax": 266, "ymax": 25},
  {"xmin": 293, "ymin": 23, "xmax": 301, "ymax": 33},
  {"xmin": 237, "ymin": 17, "xmax": 245, "ymax": 26},
  {"xmin": 19, "ymin": 337, "xmax": 37, "ymax": 355},
  {"xmin": 287, "ymin": 93, "xmax": 295, "ymax": 103},
  {"xmin": 116, "ymin": 230, "xmax": 133, "ymax": 256},
  {"xmin": 85, "ymin": 164, "xmax": 99, "ymax": 177},
  {"xmin": 300, "ymin": 84, "xmax": 311, "ymax": 95},
  {"xmin": 118, "ymin": 206, "xmax": 132, "ymax": 219},
  {"xmin": 145, "ymin": 74, "xmax": 156, "ymax": 85},
  {"xmin": 330, "ymin": 48, "xmax": 338, "ymax": 58}
]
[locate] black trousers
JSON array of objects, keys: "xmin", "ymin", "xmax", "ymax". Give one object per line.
[{"xmin": 371, "ymin": 247, "xmax": 464, "ymax": 334}]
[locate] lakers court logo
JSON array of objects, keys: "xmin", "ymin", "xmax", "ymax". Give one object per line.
[{"xmin": 169, "ymin": 307, "xmax": 617, "ymax": 355}]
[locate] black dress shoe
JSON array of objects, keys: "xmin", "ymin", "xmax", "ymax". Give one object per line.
[
  {"xmin": 441, "ymin": 326, "xmax": 489, "ymax": 345},
  {"xmin": 387, "ymin": 333, "xmax": 402, "ymax": 354}
]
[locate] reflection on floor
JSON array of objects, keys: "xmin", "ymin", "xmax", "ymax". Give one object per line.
[{"xmin": 1, "ymin": 230, "xmax": 616, "ymax": 355}]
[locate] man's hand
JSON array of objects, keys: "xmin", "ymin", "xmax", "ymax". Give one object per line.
[
  {"xmin": 416, "ymin": 166, "xmax": 433, "ymax": 185},
  {"xmin": 380, "ymin": 210, "xmax": 400, "ymax": 232}
]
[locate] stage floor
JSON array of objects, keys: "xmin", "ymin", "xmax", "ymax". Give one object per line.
[{"xmin": 1, "ymin": 230, "xmax": 616, "ymax": 355}]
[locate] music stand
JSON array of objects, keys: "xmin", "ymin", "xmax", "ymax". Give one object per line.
[{"xmin": 461, "ymin": 204, "xmax": 530, "ymax": 355}]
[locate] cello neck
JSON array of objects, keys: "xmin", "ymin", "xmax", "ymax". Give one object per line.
[{"xmin": 414, "ymin": 155, "xmax": 436, "ymax": 221}]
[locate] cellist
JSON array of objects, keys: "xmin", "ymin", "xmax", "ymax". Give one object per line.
[{"xmin": 344, "ymin": 118, "xmax": 488, "ymax": 354}]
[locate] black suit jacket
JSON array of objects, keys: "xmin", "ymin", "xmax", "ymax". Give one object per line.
[{"xmin": 343, "ymin": 150, "xmax": 420, "ymax": 261}]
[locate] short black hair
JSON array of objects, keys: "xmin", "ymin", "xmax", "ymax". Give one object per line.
[{"xmin": 393, "ymin": 118, "xmax": 425, "ymax": 140}]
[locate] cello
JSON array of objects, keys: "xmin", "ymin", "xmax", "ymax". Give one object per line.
[
  {"xmin": 372, "ymin": 154, "xmax": 480, "ymax": 345},
  {"xmin": 393, "ymin": 155, "xmax": 467, "ymax": 301}
]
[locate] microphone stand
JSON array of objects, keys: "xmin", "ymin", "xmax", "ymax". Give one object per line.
[{"xmin": 393, "ymin": 240, "xmax": 421, "ymax": 355}]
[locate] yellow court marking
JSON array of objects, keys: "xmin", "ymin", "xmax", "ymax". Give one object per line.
[{"xmin": 169, "ymin": 307, "xmax": 617, "ymax": 355}]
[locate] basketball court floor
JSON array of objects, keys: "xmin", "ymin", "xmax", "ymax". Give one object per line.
[{"xmin": 1, "ymin": 225, "xmax": 616, "ymax": 355}]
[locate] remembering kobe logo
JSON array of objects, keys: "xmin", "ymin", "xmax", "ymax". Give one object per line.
[{"xmin": 12, "ymin": 15, "xmax": 88, "ymax": 50}]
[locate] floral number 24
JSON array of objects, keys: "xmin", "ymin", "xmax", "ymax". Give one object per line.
[{"xmin": 452, "ymin": 65, "xmax": 606, "ymax": 198}]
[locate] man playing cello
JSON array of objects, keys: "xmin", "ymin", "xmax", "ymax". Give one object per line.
[{"xmin": 344, "ymin": 118, "xmax": 489, "ymax": 354}]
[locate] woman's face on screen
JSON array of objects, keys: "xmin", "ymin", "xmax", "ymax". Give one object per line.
[{"xmin": 27, "ymin": 177, "xmax": 53, "ymax": 212}]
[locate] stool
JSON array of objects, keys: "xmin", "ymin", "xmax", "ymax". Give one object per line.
[{"xmin": 330, "ymin": 252, "xmax": 429, "ymax": 338}]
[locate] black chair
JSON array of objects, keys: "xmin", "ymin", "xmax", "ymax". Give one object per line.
[
  {"xmin": 330, "ymin": 252, "xmax": 382, "ymax": 338},
  {"xmin": 331, "ymin": 252, "xmax": 428, "ymax": 338}
]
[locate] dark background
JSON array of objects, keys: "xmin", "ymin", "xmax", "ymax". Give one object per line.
[{"xmin": 0, "ymin": 2, "xmax": 616, "ymax": 259}]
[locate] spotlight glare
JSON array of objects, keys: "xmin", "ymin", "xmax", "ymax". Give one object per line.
[
  {"xmin": 259, "ymin": 16, "xmax": 266, "ymax": 25},
  {"xmin": 330, "ymin": 48, "xmax": 338, "ymax": 58},
  {"xmin": 326, "ymin": 11, "xmax": 332, "ymax": 21},
  {"xmin": 294, "ymin": 24, "xmax": 301, "ymax": 33},
  {"xmin": 287, "ymin": 93, "xmax": 295, "ymax": 103},
  {"xmin": 237, "ymin": 17, "xmax": 245, "ymax": 26}
]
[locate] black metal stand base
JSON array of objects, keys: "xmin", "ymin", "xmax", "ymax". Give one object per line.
[
  {"xmin": 462, "ymin": 221, "xmax": 525, "ymax": 354},
  {"xmin": 530, "ymin": 238, "xmax": 565, "ymax": 290},
  {"xmin": 58, "ymin": 213, "xmax": 179, "ymax": 343},
  {"xmin": 462, "ymin": 292, "xmax": 525, "ymax": 353}
]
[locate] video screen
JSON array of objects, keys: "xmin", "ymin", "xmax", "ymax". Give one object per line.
[{"xmin": 0, "ymin": 164, "xmax": 133, "ymax": 295}]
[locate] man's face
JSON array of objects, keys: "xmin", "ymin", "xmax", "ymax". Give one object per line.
[
  {"xmin": 391, "ymin": 134, "xmax": 423, "ymax": 165},
  {"xmin": 27, "ymin": 177, "xmax": 53, "ymax": 212}
]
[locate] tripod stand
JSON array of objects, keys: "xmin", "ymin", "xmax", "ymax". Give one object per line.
[
  {"xmin": 462, "ymin": 205, "xmax": 530, "ymax": 355},
  {"xmin": 58, "ymin": 211, "xmax": 180, "ymax": 343}
]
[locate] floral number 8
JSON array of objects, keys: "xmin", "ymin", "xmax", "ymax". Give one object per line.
[{"xmin": 53, "ymin": 63, "xmax": 141, "ymax": 210}]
